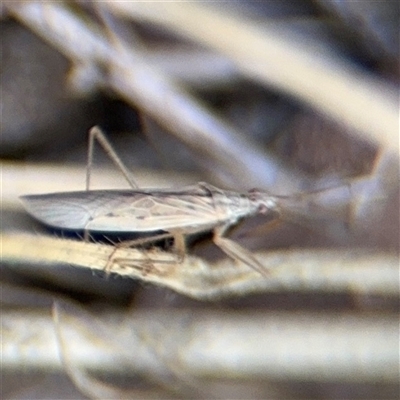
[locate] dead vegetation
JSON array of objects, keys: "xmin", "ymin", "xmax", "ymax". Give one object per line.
[{"xmin": 1, "ymin": 1, "xmax": 399, "ymax": 399}]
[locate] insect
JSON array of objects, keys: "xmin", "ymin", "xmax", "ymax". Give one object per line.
[{"xmin": 20, "ymin": 127, "xmax": 352, "ymax": 276}]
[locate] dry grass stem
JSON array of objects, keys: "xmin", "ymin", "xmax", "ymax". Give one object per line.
[
  {"xmin": 2, "ymin": 232, "xmax": 398, "ymax": 299},
  {"xmin": 6, "ymin": 1, "xmax": 301, "ymax": 190},
  {"xmin": 108, "ymin": 1, "xmax": 399, "ymax": 152},
  {"xmin": 2, "ymin": 307, "xmax": 398, "ymax": 382},
  {"xmin": 2, "ymin": 3, "xmax": 398, "ymax": 397}
]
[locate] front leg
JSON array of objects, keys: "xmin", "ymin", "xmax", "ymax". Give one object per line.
[{"xmin": 213, "ymin": 224, "xmax": 269, "ymax": 277}]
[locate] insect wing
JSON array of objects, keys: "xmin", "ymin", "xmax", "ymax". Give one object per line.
[
  {"xmin": 20, "ymin": 187, "xmax": 222, "ymax": 233},
  {"xmin": 20, "ymin": 191, "xmax": 127, "ymax": 230},
  {"xmin": 88, "ymin": 191, "xmax": 222, "ymax": 232}
]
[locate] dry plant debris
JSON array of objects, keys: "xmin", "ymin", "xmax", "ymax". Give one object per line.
[{"xmin": 1, "ymin": 1, "xmax": 399, "ymax": 399}]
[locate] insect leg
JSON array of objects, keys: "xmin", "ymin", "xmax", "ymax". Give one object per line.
[
  {"xmin": 104, "ymin": 230, "xmax": 189, "ymax": 270},
  {"xmin": 107, "ymin": 230, "xmax": 190, "ymax": 274},
  {"xmin": 169, "ymin": 230, "xmax": 187, "ymax": 263},
  {"xmin": 86, "ymin": 126, "xmax": 139, "ymax": 190},
  {"xmin": 103, "ymin": 232, "xmax": 174, "ymax": 274},
  {"xmin": 213, "ymin": 223, "xmax": 269, "ymax": 277}
]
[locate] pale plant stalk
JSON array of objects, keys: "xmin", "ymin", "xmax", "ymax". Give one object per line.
[
  {"xmin": 2, "ymin": 232, "xmax": 398, "ymax": 299},
  {"xmin": 6, "ymin": 1, "xmax": 299, "ymax": 190},
  {"xmin": 107, "ymin": 1, "xmax": 399, "ymax": 152},
  {"xmin": 2, "ymin": 307, "xmax": 398, "ymax": 382}
]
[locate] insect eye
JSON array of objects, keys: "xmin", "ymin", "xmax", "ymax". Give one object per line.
[
  {"xmin": 248, "ymin": 188, "xmax": 260, "ymax": 201},
  {"xmin": 258, "ymin": 204, "xmax": 268, "ymax": 214}
]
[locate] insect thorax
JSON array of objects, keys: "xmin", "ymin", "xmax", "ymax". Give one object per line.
[{"xmin": 212, "ymin": 191, "xmax": 259, "ymax": 223}]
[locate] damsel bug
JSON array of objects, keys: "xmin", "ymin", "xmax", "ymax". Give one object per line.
[{"xmin": 20, "ymin": 127, "xmax": 353, "ymax": 276}]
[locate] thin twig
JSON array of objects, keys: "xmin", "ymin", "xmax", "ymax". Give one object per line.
[
  {"xmin": 2, "ymin": 307, "xmax": 398, "ymax": 382},
  {"xmin": 6, "ymin": 1, "xmax": 301, "ymax": 190},
  {"xmin": 2, "ymin": 232, "xmax": 398, "ymax": 299},
  {"xmin": 107, "ymin": 1, "xmax": 399, "ymax": 152}
]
